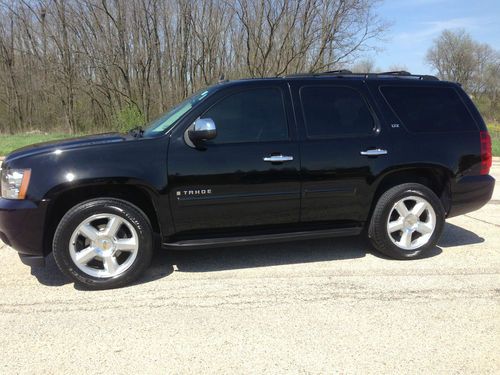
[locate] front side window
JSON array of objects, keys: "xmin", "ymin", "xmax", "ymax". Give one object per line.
[
  {"xmin": 144, "ymin": 88, "xmax": 214, "ymax": 136},
  {"xmin": 203, "ymin": 88, "xmax": 288, "ymax": 144},
  {"xmin": 300, "ymin": 86, "xmax": 376, "ymax": 138}
]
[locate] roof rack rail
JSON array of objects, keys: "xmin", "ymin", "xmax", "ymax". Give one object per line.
[
  {"xmin": 283, "ymin": 70, "xmax": 439, "ymax": 81},
  {"xmin": 322, "ymin": 69, "xmax": 353, "ymax": 75},
  {"xmin": 377, "ymin": 71, "xmax": 412, "ymax": 76},
  {"xmin": 372, "ymin": 71, "xmax": 439, "ymax": 81}
]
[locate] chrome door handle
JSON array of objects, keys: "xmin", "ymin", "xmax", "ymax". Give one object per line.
[
  {"xmin": 263, "ymin": 155, "xmax": 294, "ymax": 162},
  {"xmin": 360, "ymin": 149, "xmax": 388, "ymax": 156}
]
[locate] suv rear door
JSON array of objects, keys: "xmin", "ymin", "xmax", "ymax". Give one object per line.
[
  {"xmin": 290, "ymin": 79, "xmax": 391, "ymax": 225},
  {"xmin": 167, "ymin": 82, "xmax": 301, "ymax": 234}
]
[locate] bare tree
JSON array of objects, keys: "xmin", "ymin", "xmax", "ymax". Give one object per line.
[
  {"xmin": 387, "ymin": 64, "xmax": 408, "ymax": 72},
  {"xmin": 0, "ymin": 0, "xmax": 387, "ymax": 134},
  {"xmin": 426, "ymin": 29, "xmax": 500, "ymax": 121},
  {"xmin": 232, "ymin": 0, "xmax": 387, "ymax": 77},
  {"xmin": 426, "ymin": 29, "xmax": 479, "ymax": 92},
  {"xmin": 0, "ymin": 8, "xmax": 23, "ymax": 133},
  {"xmin": 351, "ymin": 58, "xmax": 377, "ymax": 73}
]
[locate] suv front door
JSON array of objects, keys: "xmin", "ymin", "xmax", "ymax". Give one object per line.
[{"xmin": 167, "ymin": 82, "xmax": 301, "ymax": 235}]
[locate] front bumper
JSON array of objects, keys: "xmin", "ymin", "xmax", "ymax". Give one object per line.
[
  {"xmin": 447, "ymin": 175, "xmax": 495, "ymax": 218},
  {"xmin": 0, "ymin": 198, "xmax": 49, "ymax": 258}
]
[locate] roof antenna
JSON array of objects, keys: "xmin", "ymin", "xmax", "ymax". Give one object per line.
[{"xmin": 219, "ymin": 74, "xmax": 225, "ymax": 83}]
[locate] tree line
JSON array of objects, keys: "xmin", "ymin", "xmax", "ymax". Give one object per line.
[{"xmin": 0, "ymin": 0, "xmax": 386, "ymax": 134}]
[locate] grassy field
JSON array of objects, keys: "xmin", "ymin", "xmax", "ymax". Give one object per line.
[
  {"xmin": 489, "ymin": 123, "xmax": 500, "ymax": 157},
  {"xmin": 1, "ymin": 126, "xmax": 500, "ymax": 157},
  {"xmin": 0, "ymin": 133, "xmax": 79, "ymax": 157}
]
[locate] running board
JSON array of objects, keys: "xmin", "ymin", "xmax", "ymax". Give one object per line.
[{"xmin": 162, "ymin": 227, "xmax": 362, "ymax": 250}]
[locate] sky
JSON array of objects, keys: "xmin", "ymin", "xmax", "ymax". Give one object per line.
[{"xmin": 366, "ymin": 0, "xmax": 500, "ymax": 74}]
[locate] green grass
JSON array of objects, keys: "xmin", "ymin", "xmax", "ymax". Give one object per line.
[
  {"xmin": 0, "ymin": 133, "xmax": 80, "ymax": 156},
  {"xmin": 491, "ymin": 137, "xmax": 500, "ymax": 157},
  {"xmin": 488, "ymin": 123, "xmax": 500, "ymax": 157}
]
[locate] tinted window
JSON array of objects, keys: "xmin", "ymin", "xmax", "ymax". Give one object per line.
[
  {"xmin": 203, "ymin": 88, "xmax": 288, "ymax": 143},
  {"xmin": 300, "ymin": 86, "xmax": 375, "ymax": 138},
  {"xmin": 380, "ymin": 86, "xmax": 477, "ymax": 133},
  {"xmin": 144, "ymin": 88, "xmax": 213, "ymax": 136}
]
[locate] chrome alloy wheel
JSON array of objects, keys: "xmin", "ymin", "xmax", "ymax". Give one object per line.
[
  {"xmin": 386, "ymin": 196, "xmax": 436, "ymax": 251},
  {"xmin": 69, "ymin": 214, "xmax": 139, "ymax": 278}
]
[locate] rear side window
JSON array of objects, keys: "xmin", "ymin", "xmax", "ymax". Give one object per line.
[
  {"xmin": 203, "ymin": 88, "xmax": 288, "ymax": 144},
  {"xmin": 380, "ymin": 86, "xmax": 477, "ymax": 133},
  {"xmin": 300, "ymin": 86, "xmax": 376, "ymax": 138}
]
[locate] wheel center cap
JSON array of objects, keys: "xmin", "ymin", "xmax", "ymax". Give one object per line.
[
  {"xmin": 404, "ymin": 214, "xmax": 418, "ymax": 228},
  {"xmin": 97, "ymin": 237, "xmax": 114, "ymax": 251}
]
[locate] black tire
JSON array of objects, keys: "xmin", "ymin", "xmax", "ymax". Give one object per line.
[
  {"xmin": 52, "ymin": 198, "xmax": 153, "ymax": 289},
  {"xmin": 368, "ymin": 183, "xmax": 445, "ymax": 259}
]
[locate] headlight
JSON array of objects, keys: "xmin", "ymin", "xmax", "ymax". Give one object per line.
[{"xmin": 1, "ymin": 168, "xmax": 31, "ymax": 199}]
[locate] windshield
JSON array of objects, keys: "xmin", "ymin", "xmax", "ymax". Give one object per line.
[{"xmin": 143, "ymin": 88, "xmax": 214, "ymax": 137}]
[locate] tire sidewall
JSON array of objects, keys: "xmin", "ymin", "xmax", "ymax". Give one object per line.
[{"xmin": 53, "ymin": 199, "xmax": 153, "ymax": 289}]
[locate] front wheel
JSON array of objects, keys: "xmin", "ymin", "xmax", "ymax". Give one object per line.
[
  {"xmin": 52, "ymin": 198, "xmax": 153, "ymax": 289},
  {"xmin": 368, "ymin": 183, "xmax": 445, "ymax": 259}
]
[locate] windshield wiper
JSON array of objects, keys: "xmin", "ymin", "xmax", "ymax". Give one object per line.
[{"xmin": 128, "ymin": 126, "xmax": 144, "ymax": 138}]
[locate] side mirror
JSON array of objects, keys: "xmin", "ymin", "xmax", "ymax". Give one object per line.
[{"xmin": 188, "ymin": 118, "xmax": 217, "ymax": 143}]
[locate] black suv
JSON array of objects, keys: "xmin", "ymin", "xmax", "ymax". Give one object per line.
[{"xmin": 0, "ymin": 71, "xmax": 495, "ymax": 289}]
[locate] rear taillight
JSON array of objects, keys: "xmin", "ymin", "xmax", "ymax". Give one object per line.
[{"xmin": 480, "ymin": 131, "xmax": 492, "ymax": 175}]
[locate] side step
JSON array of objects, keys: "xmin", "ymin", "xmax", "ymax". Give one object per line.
[{"xmin": 162, "ymin": 227, "xmax": 362, "ymax": 250}]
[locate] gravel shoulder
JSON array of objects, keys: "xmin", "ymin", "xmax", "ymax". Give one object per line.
[{"xmin": 0, "ymin": 163, "xmax": 499, "ymax": 374}]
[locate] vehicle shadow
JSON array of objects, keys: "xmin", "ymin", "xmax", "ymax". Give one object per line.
[
  {"xmin": 30, "ymin": 255, "xmax": 70, "ymax": 287},
  {"xmin": 30, "ymin": 222, "xmax": 484, "ymax": 288},
  {"xmin": 161, "ymin": 236, "xmax": 368, "ymax": 275},
  {"xmin": 438, "ymin": 222, "xmax": 485, "ymax": 247}
]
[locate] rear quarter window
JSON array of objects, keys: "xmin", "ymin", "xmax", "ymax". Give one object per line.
[{"xmin": 380, "ymin": 86, "xmax": 477, "ymax": 133}]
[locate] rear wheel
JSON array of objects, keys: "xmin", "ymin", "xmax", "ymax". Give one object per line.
[
  {"xmin": 52, "ymin": 198, "xmax": 153, "ymax": 289},
  {"xmin": 369, "ymin": 183, "xmax": 445, "ymax": 259}
]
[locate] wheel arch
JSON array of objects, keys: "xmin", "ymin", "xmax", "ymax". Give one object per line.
[
  {"xmin": 369, "ymin": 164, "xmax": 453, "ymax": 221},
  {"xmin": 42, "ymin": 182, "xmax": 162, "ymax": 256}
]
